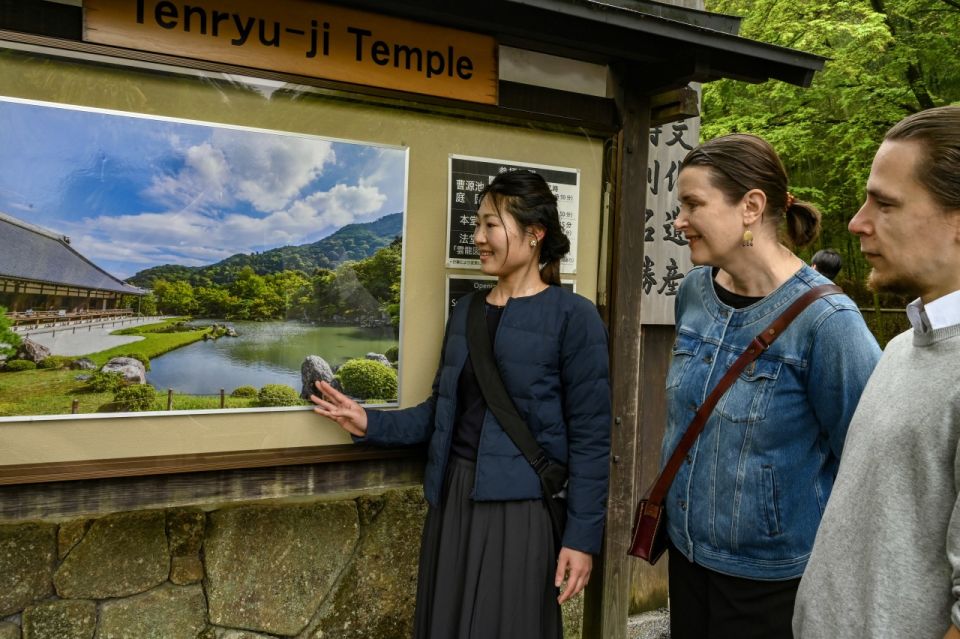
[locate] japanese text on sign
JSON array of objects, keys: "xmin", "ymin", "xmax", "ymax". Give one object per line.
[
  {"xmin": 447, "ymin": 156, "xmax": 580, "ymax": 272},
  {"xmin": 641, "ymin": 104, "xmax": 700, "ymax": 324}
]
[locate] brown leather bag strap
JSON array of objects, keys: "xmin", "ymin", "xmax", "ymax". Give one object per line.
[{"xmin": 646, "ymin": 284, "xmax": 842, "ymax": 506}]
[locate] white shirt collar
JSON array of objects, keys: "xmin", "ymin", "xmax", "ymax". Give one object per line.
[{"xmin": 906, "ymin": 288, "xmax": 960, "ymax": 333}]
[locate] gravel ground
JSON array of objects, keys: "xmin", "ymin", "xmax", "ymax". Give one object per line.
[{"xmin": 628, "ymin": 608, "xmax": 670, "ymax": 639}]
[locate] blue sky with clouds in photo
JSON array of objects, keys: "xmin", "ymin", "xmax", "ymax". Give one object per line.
[{"xmin": 0, "ymin": 98, "xmax": 406, "ymax": 279}]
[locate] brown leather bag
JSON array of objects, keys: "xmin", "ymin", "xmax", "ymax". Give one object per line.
[{"xmin": 628, "ymin": 284, "xmax": 841, "ymax": 564}]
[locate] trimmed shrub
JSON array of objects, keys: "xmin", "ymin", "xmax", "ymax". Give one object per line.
[
  {"xmin": 114, "ymin": 384, "xmax": 157, "ymax": 412},
  {"xmin": 37, "ymin": 355, "xmax": 73, "ymax": 370},
  {"xmin": 87, "ymin": 370, "xmax": 126, "ymax": 393},
  {"xmin": 256, "ymin": 384, "xmax": 302, "ymax": 407},
  {"xmin": 4, "ymin": 359, "xmax": 36, "ymax": 372},
  {"xmin": 230, "ymin": 385, "xmax": 258, "ymax": 398},
  {"xmin": 336, "ymin": 358, "xmax": 398, "ymax": 401},
  {"xmin": 118, "ymin": 352, "xmax": 151, "ymax": 371},
  {"xmin": 384, "ymin": 345, "xmax": 399, "ymax": 362}
]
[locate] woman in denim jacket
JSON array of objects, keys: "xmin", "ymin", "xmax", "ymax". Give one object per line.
[
  {"xmin": 663, "ymin": 134, "xmax": 881, "ymax": 638},
  {"xmin": 310, "ymin": 170, "xmax": 611, "ymax": 639}
]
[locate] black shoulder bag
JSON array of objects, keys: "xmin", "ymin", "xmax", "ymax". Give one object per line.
[{"xmin": 467, "ymin": 293, "xmax": 568, "ymax": 549}]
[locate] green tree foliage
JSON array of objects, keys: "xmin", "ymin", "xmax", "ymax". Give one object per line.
[
  {"xmin": 128, "ymin": 213, "xmax": 401, "ymax": 288},
  {"xmin": 114, "ymin": 384, "xmax": 157, "ymax": 411},
  {"xmin": 0, "ymin": 305, "xmax": 21, "ymax": 358},
  {"xmin": 152, "ymin": 279, "xmax": 198, "ymax": 315},
  {"xmin": 336, "ymin": 358, "xmax": 398, "ymax": 401},
  {"xmin": 137, "ymin": 238, "xmax": 400, "ymax": 326},
  {"xmin": 255, "ymin": 384, "xmax": 302, "ymax": 407},
  {"xmin": 702, "ymin": 0, "xmax": 960, "ymax": 293},
  {"xmin": 4, "ymin": 360, "xmax": 36, "ymax": 372}
]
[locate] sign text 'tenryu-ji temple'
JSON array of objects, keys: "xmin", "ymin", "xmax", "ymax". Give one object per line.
[{"xmin": 84, "ymin": 0, "xmax": 498, "ymax": 104}]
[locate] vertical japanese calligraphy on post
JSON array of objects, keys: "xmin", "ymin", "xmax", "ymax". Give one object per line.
[
  {"xmin": 641, "ymin": 111, "xmax": 699, "ymax": 324},
  {"xmin": 446, "ymin": 155, "xmax": 579, "ymax": 272}
]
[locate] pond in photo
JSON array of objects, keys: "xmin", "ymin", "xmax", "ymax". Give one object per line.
[{"xmin": 146, "ymin": 320, "xmax": 397, "ymax": 395}]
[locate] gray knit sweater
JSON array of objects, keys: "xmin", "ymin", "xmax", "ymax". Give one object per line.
[{"xmin": 793, "ymin": 324, "xmax": 960, "ymax": 639}]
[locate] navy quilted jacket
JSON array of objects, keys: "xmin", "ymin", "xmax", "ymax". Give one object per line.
[{"xmin": 361, "ymin": 286, "xmax": 612, "ymax": 554}]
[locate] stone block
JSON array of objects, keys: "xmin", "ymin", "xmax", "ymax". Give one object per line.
[
  {"xmin": 205, "ymin": 501, "xmax": 358, "ymax": 636},
  {"xmin": 562, "ymin": 592, "xmax": 584, "ymax": 639},
  {"xmin": 0, "ymin": 622, "xmax": 20, "ymax": 639},
  {"xmin": 57, "ymin": 519, "xmax": 90, "ymax": 560},
  {"xmin": 166, "ymin": 509, "xmax": 205, "ymax": 585},
  {"xmin": 308, "ymin": 487, "xmax": 427, "ymax": 639},
  {"xmin": 97, "ymin": 584, "xmax": 206, "ymax": 639},
  {"xmin": 54, "ymin": 510, "xmax": 168, "ymax": 599},
  {"xmin": 0, "ymin": 523, "xmax": 56, "ymax": 616},
  {"xmin": 22, "ymin": 599, "xmax": 96, "ymax": 639}
]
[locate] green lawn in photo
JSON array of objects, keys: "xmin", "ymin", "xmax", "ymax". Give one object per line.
[{"xmin": 0, "ymin": 319, "xmax": 261, "ymax": 417}]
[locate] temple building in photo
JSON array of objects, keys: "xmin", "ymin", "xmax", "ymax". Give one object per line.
[{"xmin": 0, "ymin": 211, "xmax": 145, "ymax": 316}]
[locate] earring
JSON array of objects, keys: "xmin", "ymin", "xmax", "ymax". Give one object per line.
[
  {"xmin": 530, "ymin": 238, "xmax": 538, "ymax": 247},
  {"xmin": 742, "ymin": 229, "xmax": 754, "ymax": 247}
]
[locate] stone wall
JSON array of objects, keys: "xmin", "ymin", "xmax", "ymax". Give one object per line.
[{"xmin": 0, "ymin": 486, "xmax": 584, "ymax": 639}]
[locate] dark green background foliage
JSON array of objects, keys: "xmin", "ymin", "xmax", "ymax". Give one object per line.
[
  {"xmin": 0, "ymin": 305, "xmax": 21, "ymax": 358},
  {"xmin": 122, "ymin": 214, "xmax": 402, "ymax": 326},
  {"xmin": 703, "ymin": 0, "xmax": 960, "ymax": 305}
]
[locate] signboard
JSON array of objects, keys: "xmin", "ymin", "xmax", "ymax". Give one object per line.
[
  {"xmin": 446, "ymin": 275, "xmax": 575, "ymax": 318},
  {"xmin": 84, "ymin": 0, "xmax": 498, "ymax": 105},
  {"xmin": 0, "ymin": 96, "xmax": 407, "ymax": 420},
  {"xmin": 447, "ymin": 155, "xmax": 579, "ymax": 272},
  {"xmin": 640, "ymin": 103, "xmax": 699, "ymax": 324}
]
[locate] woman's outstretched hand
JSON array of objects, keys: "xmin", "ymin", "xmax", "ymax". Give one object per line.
[
  {"xmin": 556, "ymin": 546, "xmax": 593, "ymax": 604},
  {"xmin": 309, "ymin": 380, "xmax": 368, "ymax": 437}
]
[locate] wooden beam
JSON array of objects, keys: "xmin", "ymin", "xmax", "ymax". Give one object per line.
[
  {"xmin": 0, "ymin": 444, "xmax": 422, "ymax": 486},
  {"xmin": 650, "ymin": 86, "xmax": 700, "ymax": 126},
  {"xmin": 582, "ymin": 67, "xmax": 651, "ymax": 639}
]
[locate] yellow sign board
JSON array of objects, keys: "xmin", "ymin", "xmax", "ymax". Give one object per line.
[{"xmin": 84, "ymin": 0, "xmax": 498, "ymax": 104}]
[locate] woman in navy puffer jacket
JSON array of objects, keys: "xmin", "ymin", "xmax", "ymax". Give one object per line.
[{"xmin": 311, "ymin": 170, "xmax": 611, "ymax": 639}]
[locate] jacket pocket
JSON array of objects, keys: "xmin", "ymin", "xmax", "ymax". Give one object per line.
[
  {"xmin": 760, "ymin": 464, "xmax": 782, "ymax": 536},
  {"xmin": 665, "ymin": 331, "xmax": 701, "ymax": 390},
  {"xmin": 715, "ymin": 357, "xmax": 781, "ymax": 423}
]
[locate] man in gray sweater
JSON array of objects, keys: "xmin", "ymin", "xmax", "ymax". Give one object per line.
[{"xmin": 793, "ymin": 106, "xmax": 960, "ymax": 639}]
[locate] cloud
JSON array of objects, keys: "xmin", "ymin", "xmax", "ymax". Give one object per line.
[
  {"xmin": 144, "ymin": 129, "xmax": 336, "ymax": 213},
  {"xmin": 73, "ymin": 183, "xmax": 387, "ymax": 273}
]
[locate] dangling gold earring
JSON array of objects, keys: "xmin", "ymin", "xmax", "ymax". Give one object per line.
[
  {"xmin": 742, "ymin": 229, "xmax": 754, "ymax": 247},
  {"xmin": 530, "ymin": 238, "xmax": 538, "ymax": 247}
]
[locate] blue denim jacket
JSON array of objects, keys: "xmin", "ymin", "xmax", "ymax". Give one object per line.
[{"xmin": 662, "ymin": 265, "xmax": 881, "ymax": 579}]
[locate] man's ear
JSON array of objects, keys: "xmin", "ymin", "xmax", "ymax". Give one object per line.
[{"xmin": 742, "ymin": 188, "xmax": 767, "ymax": 227}]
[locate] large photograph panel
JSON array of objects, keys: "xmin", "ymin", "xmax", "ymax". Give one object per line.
[{"xmin": 0, "ymin": 97, "xmax": 406, "ymax": 420}]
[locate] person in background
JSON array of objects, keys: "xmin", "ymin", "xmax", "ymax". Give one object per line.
[
  {"xmin": 310, "ymin": 170, "xmax": 611, "ymax": 639},
  {"xmin": 794, "ymin": 106, "xmax": 960, "ymax": 639},
  {"xmin": 810, "ymin": 248, "xmax": 842, "ymax": 280},
  {"xmin": 664, "ymin": 133, "xmax": 881, "ymax": 638}
]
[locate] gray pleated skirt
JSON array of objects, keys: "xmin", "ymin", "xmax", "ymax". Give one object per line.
[{"xmin": 413, "ymin": 455, "xmax": 563, "ymax": 639}]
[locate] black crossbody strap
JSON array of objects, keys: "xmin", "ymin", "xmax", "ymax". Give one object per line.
[{"xmin": 466, "ymin": 293, "xmax": 566, "ymax": 490}]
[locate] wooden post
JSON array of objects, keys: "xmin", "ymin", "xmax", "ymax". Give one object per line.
[
  {"xmin": 220, "ymin": 389, "xmax": 225, "ymax": 409},
  {"xmin": 582, "ymin": 71, "xmax": 651, "ymax": 639},
  {"xmin": 71, "ymin": 399, "xmax": 79, "ymax": 414},
  {"xmin": 166, "ymin": 389, "xmax": 173, "ymax": 411}
]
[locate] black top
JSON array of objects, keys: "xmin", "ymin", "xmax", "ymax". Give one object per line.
[
  {"xmin": 451, "ymin": 302, "xmax": 504, "ymax": 460},
  {"xmin": 712, "ymin": 267, "xmax": 763, "ymax": 310}
]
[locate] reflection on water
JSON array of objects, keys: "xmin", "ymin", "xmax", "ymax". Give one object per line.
[{"xmin": 147, "ymin": 320, "xmax": 397, "ymax": 395}]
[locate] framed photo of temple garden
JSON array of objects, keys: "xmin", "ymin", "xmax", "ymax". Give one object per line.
[{"xmin": 0, "ymin": 96, "xmax": 408, "ymax": 422}]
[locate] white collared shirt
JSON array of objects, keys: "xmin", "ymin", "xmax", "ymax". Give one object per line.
[{"xmin": 906, "ymin": 288, "xmax": 960, "ymax": 333}]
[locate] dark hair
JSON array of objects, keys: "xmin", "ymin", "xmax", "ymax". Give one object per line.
[
  {"xmin": 681, "ymin": 133, "xmax": 821, "ymax": 248},
  {"xmin": 477, "ymin": 170, "xmax": 570, "ymax": 285},
  {"xmin": 884, "ymin": 105, "xmax": 960, "ymax": 211},
  {"xmin": 811, "ymin": 248, "xmax": 842, "ymax": 280}
]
